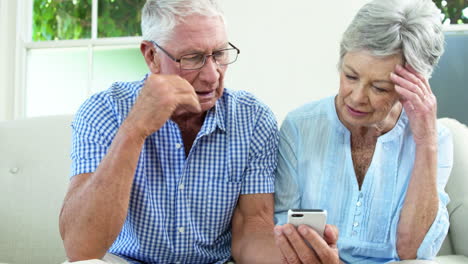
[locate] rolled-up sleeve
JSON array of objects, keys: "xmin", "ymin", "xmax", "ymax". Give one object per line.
[
  {"xmin": 417, "ymin": 124, "xmax": 453, "ymax": 258},
  {"xmin": 71, "ymin": 93, "xmax": 118, "ymax": 178},
  {"xmin": 240, "ymin": 105, "xmax": 279, "ymax": 195}
]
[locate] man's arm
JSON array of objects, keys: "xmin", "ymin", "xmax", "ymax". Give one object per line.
[
  {"xmin": 59, "ymin": 123, "xmax": 147, "ymax": 261},
  {"xmin": 231, "ymin": 193, "xmax": 283, "ymax": 264},
  {"xmin": 59, "ymin": 73, "xmax": 201, "ymax": 261}
]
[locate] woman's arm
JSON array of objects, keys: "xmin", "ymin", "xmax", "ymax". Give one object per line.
[
  {"xmin": 396, "ymin": 143, "xmax": 438, "ymax": 259},
  {"xmin": 391, "ymin": 63, "xmax": 444, "ymax": 259}
]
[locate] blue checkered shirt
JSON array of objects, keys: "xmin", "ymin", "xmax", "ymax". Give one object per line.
[{"xmin": 71, "ymin": 75, "xmax": 278, "ymax": 264}]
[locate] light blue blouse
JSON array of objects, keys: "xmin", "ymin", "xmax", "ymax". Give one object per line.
[{"xmin": 274, "ymin": 96, "xmax": 453, "ymax": 263}]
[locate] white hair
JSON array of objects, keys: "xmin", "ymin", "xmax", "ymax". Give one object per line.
[
  {"xmin": 339, "ymin": 0, "xmax": 445, "ymax": 78},
  {"xmin": 141, "ymin": 0, "xmax": 225, "ymax": 45}
]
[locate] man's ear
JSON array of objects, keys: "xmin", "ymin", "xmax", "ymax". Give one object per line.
[{"xmin": 140, "ymin": 41, "xmax": 160, "ymax": 74}]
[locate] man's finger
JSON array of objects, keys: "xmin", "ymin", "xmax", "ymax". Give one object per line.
[{"xmin": 177, "ymin": 94, "xmax": 202, "ymax": 113}]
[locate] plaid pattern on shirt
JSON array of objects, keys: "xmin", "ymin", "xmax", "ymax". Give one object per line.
[{"xmin": 71, "ymin": 75, "xmax": 278, "ymax": 264}]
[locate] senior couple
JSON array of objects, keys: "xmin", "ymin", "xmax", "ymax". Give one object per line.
[{"xmin": 59, "ymin": 0, "xmax": 453, "ymax": 263}]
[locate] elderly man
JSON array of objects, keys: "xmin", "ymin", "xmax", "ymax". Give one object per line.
[{"xmin": 59, "ymin": 0, "xmax": 282, "ymax": 263}]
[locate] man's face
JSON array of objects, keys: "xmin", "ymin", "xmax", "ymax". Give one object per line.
[{"xmin": 156, "ymin": 15, "xmax": 229, "ymax": 113}]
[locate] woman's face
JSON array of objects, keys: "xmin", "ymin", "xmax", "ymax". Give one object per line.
[{"xmin": 336, "ymin": 50, "xmax": 404, "ymax": 132}]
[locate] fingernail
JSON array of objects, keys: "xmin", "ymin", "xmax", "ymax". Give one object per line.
[
  {"xmin": 284, "ymin": 227, "xmax": 293, "ymax": 235},
  {"xmin": 396, "ymin": 64, "xmax": 402, "ymax": 70},
  {"xmin": 299, "ymin": 226, "xmax": 308, "ymax": 235},
  {"xmin": 390, "ymin": 72, "xmax": 396, "ymax": 78},
  {"xmin": 274, "ymin": 226, "xmax": 282, "ymax": 236}
]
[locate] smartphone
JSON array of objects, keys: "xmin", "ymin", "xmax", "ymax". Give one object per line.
[{"xmin": 287, "ymin": 209, "xmax": 327, "ymax": 237}]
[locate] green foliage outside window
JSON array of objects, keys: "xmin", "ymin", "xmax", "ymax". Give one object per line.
[
  {"xmin": 33, "ymin": 0, "xmax": 92, "ymax": 41},
  {"xmin": 98, "ymin": 0, "xmax": 145, "ymax": 38},
  {"xmin": 32, "ymin": 0, "xmax": 468, "ymax": 42},
  {"xmin": 433, "ymin": 0, "xmax": 468, "ymax": 24},
  {"xmin": 33, "ymin": 0, "xmax": 144, "ymax": 41}
]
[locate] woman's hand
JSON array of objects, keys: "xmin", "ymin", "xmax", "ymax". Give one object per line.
[
  {"xmin": 390, "ymin": 64, "xmax": 437, "ymax": 146},
  {"xmin": 273, "ymin": 224, "xmax": 340, "ymax": 264}
]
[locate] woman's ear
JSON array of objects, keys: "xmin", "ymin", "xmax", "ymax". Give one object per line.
[{"xmin": 140, "ymin": 41, "xmax": 160, "ymax": 74}]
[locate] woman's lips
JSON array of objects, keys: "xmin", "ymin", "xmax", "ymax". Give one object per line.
[{"xmin": 346, "ymin": 105, "xmax": 368, "ymax": 117}]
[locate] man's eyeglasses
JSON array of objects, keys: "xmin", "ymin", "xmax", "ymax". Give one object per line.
[{"xmin": 150, "ymin": 40, "xmax": 240, "ymax": 70}]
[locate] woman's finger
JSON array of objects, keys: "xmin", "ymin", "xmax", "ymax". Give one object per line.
[
  {"xmin": 395, "ymin": 84, "xmax": 423, "ymax": 112},
  {"xmin": 394, "ymin": 64, "xmax": 427, "ymax": 94},
  {"xmin": 274, "ymin": 226, "xmax": 301, "ymax": 264},
  {"xmin": 390, "ymin": 71, "xmax": 424, "ymax": 98},
  {"xmin": 323, "ymin": 225, "xmax": 339, "ymax": 247},
  {"xmin": 282, "ymin": 224, "xmax": 320, "ymax": 263},
  {"xmin": 298, "ymin": 225, "xmax": 338, "ymax": 264},
  {"xmin": 403, "ymin": 63, "xmax": 432, "ymax": 95}
]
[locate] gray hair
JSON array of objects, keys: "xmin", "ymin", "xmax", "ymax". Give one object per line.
[
  {"xmin": 339, "ymin": 0, "xmax": 444, "ymax": 78},
  {"xmin": 141, "ymin": 0, "xmax": 225, "ymax": 45}
]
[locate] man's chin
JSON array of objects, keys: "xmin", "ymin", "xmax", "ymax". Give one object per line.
[{"xmin": 199, "ymin": 100, "xmax": 216, "ymax": 112}]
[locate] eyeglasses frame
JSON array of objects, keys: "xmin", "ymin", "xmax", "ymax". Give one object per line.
[{"xmin": 150, "ymin": 40, "xmax": 240, "ymax": 70}]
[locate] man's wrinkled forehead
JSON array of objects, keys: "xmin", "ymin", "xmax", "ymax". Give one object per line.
[{"xmin": 167, "ymin": 15, "xmax": 228, "ymax": 53}]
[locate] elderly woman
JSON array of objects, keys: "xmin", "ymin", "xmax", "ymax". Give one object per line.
[{"xmin": 273, "ymin": 0, "xmax": 453, "ymax": 263}]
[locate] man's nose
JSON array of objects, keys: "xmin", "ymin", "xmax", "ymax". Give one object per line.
[{"xmin": 199, "ymin": 56, "xmax": 220, "ymax": 83}]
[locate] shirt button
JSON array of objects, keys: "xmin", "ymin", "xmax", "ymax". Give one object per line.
[
  {"xmin": 356, "ymin": 201, "xmax": 362, "ymax": 207},
  {"xmin": 179, "ymin": 184, "xmax": 185, "ymax": 190},
  {"xmin": 175, "ymin": 143, "xmax": 182, "ymax": 149},
  {"xmin": 9, "ymin": 167, "xmax": 19, "ymax": 174},
  {"xmin": 178, "ymin": 227, "xmax": 185, "ymax": 233},
  {"xmin": 353, "ymin": 222, "xmax": 359, "ymax": 227}
]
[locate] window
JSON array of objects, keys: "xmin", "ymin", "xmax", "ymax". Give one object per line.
[{"xmin": 18, "ymin": 0, "xmax": 148, "ymax": 118}]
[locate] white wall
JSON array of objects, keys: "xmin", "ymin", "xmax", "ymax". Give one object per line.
[
  {"xmin": 220, "ymin": 0, "xmax": 368, "ymax": 123},
  {"xmin": 0, "ymin": 0, "xmax": 17, "ymax": 121}
]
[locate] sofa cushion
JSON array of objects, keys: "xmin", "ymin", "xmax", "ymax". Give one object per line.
[
  {"xmin": 0, "ymin": 115, "xmax": 73, "ymax": 264},
  {"xmin": 438, "ymin": 118, "xmax": 468, "ymax": 256},
  {"xmin": 436, "ymin": 255, "xmax": 468, "ymax": 264}
]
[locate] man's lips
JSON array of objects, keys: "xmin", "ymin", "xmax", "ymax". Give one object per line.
[
  {"xmin": 196, "ymin": 90, "xmax": 216, "ymax": 99},
  {"xmin": 346, "ymin": 105, "xmax": 369, "ymax": 117}
]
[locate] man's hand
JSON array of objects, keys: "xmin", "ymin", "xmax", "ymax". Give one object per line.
[
  {"xmin": 123, "ymin": 73, "xmax": 202, "ymax": 139},
  {"xmin": 274, "ymin": 224, "xmax": 340, "ymax": 264}
]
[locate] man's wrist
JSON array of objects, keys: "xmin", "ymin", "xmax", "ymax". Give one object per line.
[{"xmin": 119, "ymin": 119, "xmax": 150, "ymax": 145}]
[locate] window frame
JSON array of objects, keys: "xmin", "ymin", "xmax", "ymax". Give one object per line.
[
  {"xmin": 444, "ymin": 24, "xmax": 468, "ymax": 32},
  {"xmin": 0, "ymin": 0, "xmax": 18, "ymax": 121},
  {"xmin": 14, "ymin": 0, "xmax": 142, "ymax": 119}
]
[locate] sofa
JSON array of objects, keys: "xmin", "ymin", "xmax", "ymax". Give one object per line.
[{"xmin": 0, "ymin": 115, "xmax": 467, "ymax": 264}]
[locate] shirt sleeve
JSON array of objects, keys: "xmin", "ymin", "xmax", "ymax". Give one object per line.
[
  {"xmin": 70, "ymin": 92, "xmax": 119, "ymax": 178},
  {"xmin": 416, "ymin": 123, "xmax": 453, "ymax": 259},
  {"xmin": 274, "ymin": 115, "xmax": 302, "ymax": 225},
  {"xmin": 240, "ymin": 104, "xmax": 279, "ymax": 195}
]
